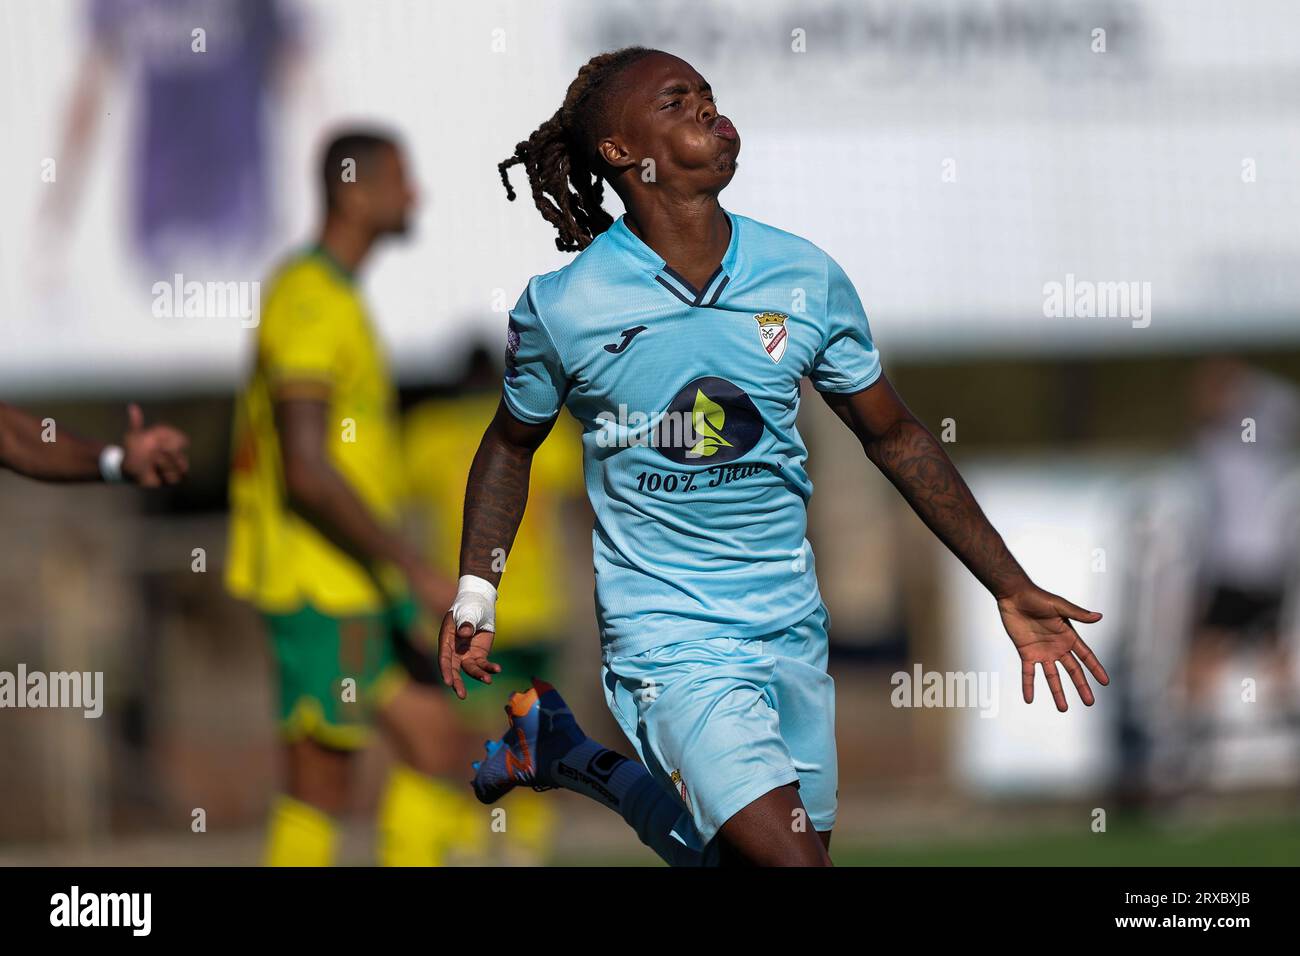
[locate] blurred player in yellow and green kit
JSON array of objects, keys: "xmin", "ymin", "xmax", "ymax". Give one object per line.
[
  {"xmin": 226, "ymin": 129, "xmax": 466, "ymax": 866},
  {"xmin": 405, "ymin": 344, "xmax": 585, "ymax": 864}
]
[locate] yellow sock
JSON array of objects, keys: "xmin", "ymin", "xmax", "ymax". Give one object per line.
[
  {"xmin": 453, "ymin": 788, "xmax": 490, "ymax": 861},
  {"xmin": 377, "ymin": 764, "xmax": 469, "ymax": 867},
  {"xmin": 264, "ymin": 795, "xmax": 338, "ymax": 867},
  {"xmin": 503, "ymin": 789, "xmax": 557, "ymax": 863}
]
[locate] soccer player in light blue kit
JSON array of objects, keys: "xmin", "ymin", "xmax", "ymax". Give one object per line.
[{"xmin": 438, "ymin": 48, "xmax": 1110, "ymax": 865}]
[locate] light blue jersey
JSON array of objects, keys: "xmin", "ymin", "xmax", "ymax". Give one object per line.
[{"xmin": 503, "ymin": 210, "xmax": 881, "ymax": 658}]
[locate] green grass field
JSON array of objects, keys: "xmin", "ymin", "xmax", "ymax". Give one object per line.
[{"xmin": 552, "ymin": 814, "xmax": 1300, "ymax": 866}]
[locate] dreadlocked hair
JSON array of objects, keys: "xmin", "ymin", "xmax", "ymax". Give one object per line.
[{"xmin": 498, "ymin": 47, "xmax": 658, "ymax": 252}]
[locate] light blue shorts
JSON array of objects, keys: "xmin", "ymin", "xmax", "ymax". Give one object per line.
[{"xmin": 601, "ymin": 603, "xmax": 837, "ymax": 847}]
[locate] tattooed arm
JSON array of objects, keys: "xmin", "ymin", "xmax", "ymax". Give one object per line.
[
  {"xmin": 820, "ymin": 376, "xmax": 1028, "ymax": 598},
  {"xmin": 439, "ymin": 400, "xmax": 558, "ymax": 697},
  {"xmin": 458, "ymin": 401, "xmax": 556, "ymax": 582},
  {"xmin": 820, "ymin": 374, "xmax": 1109, "ymax": 711}
]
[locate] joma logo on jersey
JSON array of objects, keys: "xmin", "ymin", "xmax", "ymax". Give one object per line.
[{"xmin": 754, "ymin": 311, "xmax": 789, "ymax": 363}]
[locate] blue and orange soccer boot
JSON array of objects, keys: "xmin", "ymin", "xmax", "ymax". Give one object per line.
[{"xmin": 471, "ymin": 678, "xmax": 587, "ymax": 804}]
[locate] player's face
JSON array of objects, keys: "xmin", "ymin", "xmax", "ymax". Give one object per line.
[
  {"xmin": 368, "ymin": 144, "xmax": 418, "ymax": 236},
  {"xmin": 606, "ymin": 53, "xmax": 740, "ymax": 194}
]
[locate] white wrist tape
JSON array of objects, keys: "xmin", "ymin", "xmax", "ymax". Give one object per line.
[
  {"xmin": 451, "ymin": 575, "xmax": 498, "ymax": 633},
  {"xmin": 99, "ymin": 444, "xmax": 125, "ymax": 484}
]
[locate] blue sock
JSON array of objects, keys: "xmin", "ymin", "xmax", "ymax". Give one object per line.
[{"xmin": 553, "ymin": 739, "xmax": 718, "ymax": 867}]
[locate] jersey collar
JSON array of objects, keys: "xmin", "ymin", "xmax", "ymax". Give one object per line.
[
  {"xmin": 308, "ymin": 242, "xmax": 356, "ymax": 284},
  {"xmin": 608, "ymin": 210, "xmax": 740, "ymax": 308}
]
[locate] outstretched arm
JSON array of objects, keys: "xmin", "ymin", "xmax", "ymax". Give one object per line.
[
  {"xmin": 820, "ymin": 374, "xmax": 1109, "ymax": 710},
  {"xmin": 0, "ymin": 402, "xmax": 188, "ymax": 486},
  {"xmin": 439, "ymin": 400, "xmax": 557, "ymax": 698}
]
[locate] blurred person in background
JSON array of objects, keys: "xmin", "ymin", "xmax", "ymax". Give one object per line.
[
  {"xmin": 404, "ymin": 343, "xmax": 586, "ymax": 864},
  {"xmin": 0, "ymin": 401, "xmax": 188, "ymax": 487},
  {"xmin": 41, "ymin": 0, "xmax": 303, "ymax": 274},
  {"xmin": 1183, "ymin": 357, "xmax": 1300, "ymax": 782},
  {"xmin": 225, "ymin": 129, "xmax": 462, "ymax": 867}
]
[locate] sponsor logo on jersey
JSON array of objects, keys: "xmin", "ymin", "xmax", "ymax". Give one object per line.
[{"xmin": 654, "ymin": 376, "xmax": 762, "ymax": 466}]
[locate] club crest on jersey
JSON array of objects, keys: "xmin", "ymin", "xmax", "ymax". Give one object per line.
[
  {"xmin": 670, "ymin": 769, "xmax": 692, "ymax": 814},
  {"xmin": 754, "ymin": 311, "xmax": 789, "ymax": 363}
]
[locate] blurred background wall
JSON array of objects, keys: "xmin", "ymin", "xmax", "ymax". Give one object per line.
[{"xmin": 1, "ymin": 0, "xmax": 1298, "ymax": 864}]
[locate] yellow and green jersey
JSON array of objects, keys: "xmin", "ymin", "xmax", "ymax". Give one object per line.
[
  {"xmin": 226, "ymin": 247, "xmax": 406, "ymax": 616},
  {"xmin": 404, "ymin": 391, "xmax": 583, "ymax": 647}
]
